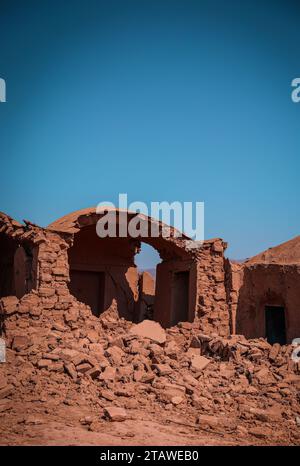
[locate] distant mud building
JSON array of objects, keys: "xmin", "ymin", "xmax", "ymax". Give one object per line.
[{"xmin": 0, "ymin": 208, "xmax": 299, "ymax": 343}]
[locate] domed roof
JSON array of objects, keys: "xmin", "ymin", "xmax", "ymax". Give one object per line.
[{"xmin": 246, "ymin": 235, "xmax": 300, "ymax": 265}]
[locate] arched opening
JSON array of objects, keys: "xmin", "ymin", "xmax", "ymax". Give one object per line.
[
  {"xmin": 135, "ymin": 242, "xmax": 161, "ymax": 277},
  {"xmin": 49, "ymin": 208, "xmax": 197, "ymax": 328}
]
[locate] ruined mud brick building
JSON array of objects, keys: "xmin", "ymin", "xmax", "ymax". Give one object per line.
[
  {"xmin": 0, "ymin": 208, "xmax": 299, "ymax": 344},
  {"xmin": 226, "ymin": 236, "xmax": 300, "ymax": 344}
]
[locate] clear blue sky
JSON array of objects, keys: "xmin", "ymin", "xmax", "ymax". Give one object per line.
[{"xmin": 0, "ymin": 0, "xmax": 299, "ymax": 268}]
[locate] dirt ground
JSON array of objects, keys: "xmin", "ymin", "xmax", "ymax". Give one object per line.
[
  {"xmin": 1, "ymin": 305, "xmax": 299, "ymax": 447},
  {"xmin": 0, "ymin": 399, "xmax": 298, "ymax": 446}
]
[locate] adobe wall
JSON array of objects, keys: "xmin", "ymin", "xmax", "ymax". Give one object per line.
[
  {"xmin": 224, "ymin": 259, "xmax": 244, "ymax": 334},
  {"xmin": 0, "ymin": 211, "xmax": 231, "ymax": 334},
  {"xmin": 152, "ymin": 238, "xmax": 230, "ymax": 334},
  {"xmin": 136, "ymin": 271, "xmax": 155, "ymax": 322},
  {"xmin": 154, "ymin": 257, "xmax": 197, "ymax": 327},
  {"xmin": 236, "ymin": 264, "xmax": 300, "ymax": 343},
  {"xmin": 194, "ymin": 239, "xmax": 229, "ymax": 336},
  {"xmin": 225, "ymin": 259, "xmax": 300, "ymax": 343}
]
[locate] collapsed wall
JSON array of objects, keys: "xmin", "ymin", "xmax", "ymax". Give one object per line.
[
  {"xmin": 0, "ymin": 213, "xmax": 40, "ymax": 299},
  {"xmin": 3, "ymin": 207, "xmax": 300, "ymax": 346},
  {"xmin": 195, "ymin": 239, "xmax": 229, "ymax": 336},
  {"xmin": 0, "ymin": 295, "xmax": 299, "ymax": 445},
  {"xmin": 46, "ymin": 208, "xmax": 231, "ymax": 332},
  {"xmin": 0, "ymin": 209, "xmax": 231, "ymax": 334},
  {"xmin": 0, "ymin": 211, "xmax": 299, "ymax": 444}
]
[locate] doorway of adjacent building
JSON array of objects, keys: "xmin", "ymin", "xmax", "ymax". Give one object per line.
[
  {"xmin": 171, "ymin": 271, "xmax": 189, "ymax": 326},
  {"xmin": 134, "ymin": 242, "xmax": 160, "ymax": 322},
  {"xmin": 265, "ymin": 305, "xmax": 286, "ymax": 345},
  {"xmin": 69, "ymin": 270, "xmax": 105, "ymax": 317}
]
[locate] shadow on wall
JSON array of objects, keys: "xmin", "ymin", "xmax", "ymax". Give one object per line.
[
  {"xmin": 0, "ymin": 233, "xmax": 18, "ymax": 298},
  {"xmin": 68, "ymin": 266, "xmax": 139, "ymax": 320},
  {"xmin": 0, "ymin": 233, "xmax": 36, "ymax": 300}
]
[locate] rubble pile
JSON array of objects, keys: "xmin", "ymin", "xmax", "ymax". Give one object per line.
[{"xmin": 0, "ymin": 293, "xmax": 300, "ymax": 445}]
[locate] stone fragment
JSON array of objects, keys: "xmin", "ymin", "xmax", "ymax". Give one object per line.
[
  {"xmin": 89, "ymin": 421, "xmax": 102, "ymax": 432},
  {"xmin": 161, "ymin": 383, "xmax": 186, "ymax": 403},
  {"xmin": 179, "ymin": 322, "xmax": 193, "ymax": 330},
  {"xmin": 183, "ymin": 373, "xmax": 199, "ymax": 386},
  {"xmin": 269, "ymin": 343, "xmax": 281, "ymax": 361},
  {"xmin": 86, "ymin": 330, "xmax": 99, "ymax": 343},
  {"xmin": 37, "ymin": 359, "xmax": 52, "ymax": 369},
  {"xmin": 42, "ymin": 353, "xmax": 60, "ymax": 361},
  {"xmin": 249, "ymin": 406, "xmax": 282, "ymax": 422},
  {"xmin": 164, "ymin": 340, "xmax": 179, "ymax": 359},
  {"xmin": 0, "ymin": 374, "xmax": 7, "ymax": 390},
  {"xmin": 89, "ymin": 343, "xmax": 104, "ymax": 355},
  {"xmin": 76, "ymin": 363, "xmax": 92, "ymax": 374},
  {"xmin": 50, "ymin": 362, "xmax": 64, "ymax": 372},
  {"xmin": 99, "ymin": 366, "xmax": 116, "ymax": 381},
  {"xmin": 0, "ymin": 296, "xmax": 19, "ymax": 314},
  {"xmin": 52, "ymin": 322, "xmax": 67, "ymax": 332},
  {"xmin": 133, "ymin": 369, "xmax": 144, "ymax": 382},
  {"xmin": 197, "ymin": 414, "xmax": 219, "ymax": 429},
  {"xmin": 24, "ymin": 416, "xmax": 44, "ymax": 425},
  {"xmin": 64, "ymin": 309, "xmax": 79, "ymax": 323},
  {"xmin": 190, "ymin": 355, "xmax": 210, "ymax": 372},
  {"xmin": 39, "ymin": 287, "xmax": 56, "ymax": 297},
  {"xmin": 254, "ymin": 368, "xmax": 276, "ymax": 385},
  {"xmin": 129, "ymin": 320, "xmax": 166, "ymax": 344},
  {"xmin": 64, "ymin": 362, "xmax": 77, "ymax": 380},
  {"xmin": 59, "ymin": 348, "xmax": 79, "ymax": 362},
  {"xmin": 100, "ymin": 390, "xmax": 116, "ymax": 401},
  {"xmin": 52, "ymin": 267, "xmax": 68, "ymax": 276},
  {"xmin": 152, "ymin": 364, "xmax": 172, "ymax": 376},
  {"xmin": 171, "ymin": 396, "xmax": 184, "ymax": 405},
  {"xmin": 86, "ymin": 366, "xmax": 101, "ymax": 379},
  {"xmin": 114, "ymin": 386, "xmax": 134, "ymax": 398},
  {"xmin": 29, "ymin": 307, "xmax": 42, "ymax": 317},
  {"xmin": 105, "ymin": 346, "xmax": 124, "ymax": 365},
  {"xmin": 186, "ymin": 347, "xmax": 200, "ymax": 357},
  {"xmin": 190, "ymin": 336, "xmax": 201, "ymax": 348},
  {"xmin": 80, "ymin": 416, "xmax": 93, "ymax": 425},
  {"xmin": 0, "ymin": 384, "xmax": 13, "ymax": 399},
  {"xmin": 0, "ymin": 399, "xmax": 12, "ymax": 412},
  {"xmin": 249, "ymin": 427, "xmax": 269, "ymax": 439},
  {"xmin": 12, "ymin": 335, "xmax": 31, "ymax": 352},
  {"xmin": 104, "ymin": 406, "xmax": 127, "ymax": 422},
  {"xmin": 141, "ymin": 371, "xmax": 155, "ymax": 383}
]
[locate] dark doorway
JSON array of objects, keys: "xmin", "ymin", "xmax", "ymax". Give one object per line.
[
  {"xmin": 69, "ymin": 270, "xmax": 105, "ymax": 317},
  {"xmin": 265, "ymin": 306, "xmax": 286, "ymax": 345},
  {"xmin": 0, "ymin": 233, "xmax": 18, "ymax": 298},
  {"xmin": 171, "ymin": 271, "xmax": 189, "ymax": 326}
]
